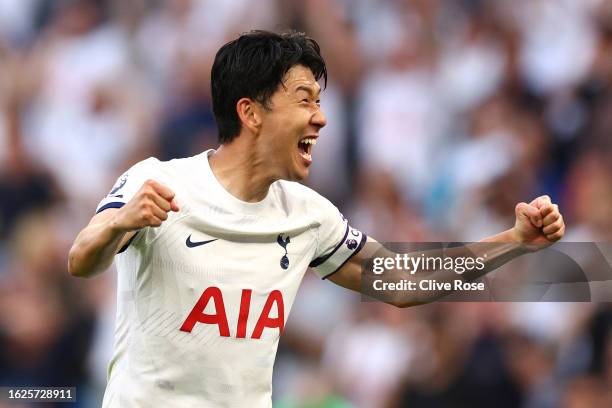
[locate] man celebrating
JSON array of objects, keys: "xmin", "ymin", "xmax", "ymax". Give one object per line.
[{"xmin": 68, "ymin": 31, "xmax": 565, "ymax": 407}]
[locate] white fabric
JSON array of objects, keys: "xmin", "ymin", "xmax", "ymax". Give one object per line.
[{"xmin": 96, "ymin": 150, "xmax": 365, "ymax": 407}]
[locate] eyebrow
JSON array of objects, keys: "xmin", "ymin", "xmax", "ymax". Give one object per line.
[{"xmin": 295, "ymin": 85, "xmax": 321, "ymax": 98}]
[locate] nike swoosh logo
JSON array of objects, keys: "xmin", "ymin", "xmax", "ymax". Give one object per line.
[{"xmin": 186, "ymin": 235, "xmax": 218, "ymax": 248}]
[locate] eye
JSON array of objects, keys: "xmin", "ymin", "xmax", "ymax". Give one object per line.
[
  {"xmin": 301, "ymin": 99, "xmax": 309, "ymax": 103},
  {"xmin": 315, "ymin": 100, "xmax": 321, "ymax": 106}
]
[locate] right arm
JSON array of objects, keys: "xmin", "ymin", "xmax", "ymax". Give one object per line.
[{"xmin": 67, "ymin": 179, "xmax": 179, "ymax": 278}]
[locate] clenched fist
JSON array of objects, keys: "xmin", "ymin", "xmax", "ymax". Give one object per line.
[
  {"xmin": 513, "ymin": 195, "xmax": 565, "ymax": 249},
  {"xmin": 110, "ymin": 179, "xmax": 179, "ymax": 232}
]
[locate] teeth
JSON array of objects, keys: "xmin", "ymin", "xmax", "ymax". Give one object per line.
[
  {"xmin": 301, "ymin": 138, "xmax": 317, "ymax": 145},
  {"xmin": 300, "ymin": 152, "xmax": 312, "ymax": 161}
]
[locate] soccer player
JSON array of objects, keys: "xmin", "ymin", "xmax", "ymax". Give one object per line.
[{"xmin": 68, "ymin": 30, "xmax": 565, "ymax": 407}]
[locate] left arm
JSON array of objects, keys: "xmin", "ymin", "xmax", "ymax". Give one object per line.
[{"xmin": 327, "ymin": 195, "xmax": 565, "ymax": 307}]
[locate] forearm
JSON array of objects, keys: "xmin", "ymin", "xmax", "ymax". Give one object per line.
[
  {"xmin": 451, "ymin": 228, "xmax": 528, "ymax": 282},
  {"xmin": 68, "ymin": 218, "xmax": 130, "ymax": 278},
  {"xmin": 336, "ymin": 197, "xmax": 564, "ymax": 306},
  {"xmin": 68, "ymin": 180, "xmax": 179, "ymax": 278},
  {"xmin": 378, "ymin": 229, "xmax": 529, "ymax": 306}
]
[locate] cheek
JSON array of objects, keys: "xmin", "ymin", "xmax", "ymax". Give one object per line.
[
  {"xmin": 262, "ymin": 127, "xmax": 294, "ymax": 156},
  {"xmin": 260, "ymin": 108, "xmax": 306, "ymax": 154},
  {"xmin": 273, "ymin": 118, "xmax": 302, "ymax": 147},
  {"xmin": 277, "ymin": 115, "xmax": 301, "ymax": 131}
]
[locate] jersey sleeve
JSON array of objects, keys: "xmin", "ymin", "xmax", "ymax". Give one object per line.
[
  {"xmin": 309, "ymin": 196, "xmax": 367, "ymax": 279},
  {"xmin": 96, "ymin": 157, "xmax": 160, "ymax": 214}
]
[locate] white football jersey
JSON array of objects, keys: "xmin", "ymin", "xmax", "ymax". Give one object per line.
[{"xmin": 96, "ymin": 150, "xmax": 366, "ymax": 407}]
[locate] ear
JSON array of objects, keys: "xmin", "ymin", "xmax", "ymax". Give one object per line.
[{"xmin": 236, "ymin": 98, "xmax": 263, "ymax": 134}]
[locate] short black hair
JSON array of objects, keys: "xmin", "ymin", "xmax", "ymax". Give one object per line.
[{"xmin": 211, "ymin": 30, "xmax": 327, "ymax": 144}]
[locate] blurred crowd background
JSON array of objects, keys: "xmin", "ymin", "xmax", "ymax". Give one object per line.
[{"xmin": 0, "ymin": 0, "xmax": 611, "ymax": 407}]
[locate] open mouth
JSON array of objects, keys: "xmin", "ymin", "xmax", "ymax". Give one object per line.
[{"xmin": 297, "ymin": 137, "xmax": 317, "ymax": 162}]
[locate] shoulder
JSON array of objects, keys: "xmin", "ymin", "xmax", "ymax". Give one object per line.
[
  {"xmin": 274, "ymin": 180, "xmax": 328, "ymax": 204},
  {"xmin": 128, "ymin": 156, "xmax": 161, "ymax": 173},
  {"xmin": 273, "ymin": 180, "xmax": 341, "ymax": 220},
  {"xmin": 133, "ymin": 153, "xmax": 205, "ymax": 182}
]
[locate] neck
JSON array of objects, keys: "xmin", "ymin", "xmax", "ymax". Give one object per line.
[{"xmin": 208, "ymin": 138, "xmax": 277, "ymax": 203}]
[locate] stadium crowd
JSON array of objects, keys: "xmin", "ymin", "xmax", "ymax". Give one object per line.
[{"xmin": 0, "ymin": 0, "xmax": 611, "ymax": 407}]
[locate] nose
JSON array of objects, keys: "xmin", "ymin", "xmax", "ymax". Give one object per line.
[{"xmin": 311, "ymin": 107, "xmax": 327, "ymax": 129}]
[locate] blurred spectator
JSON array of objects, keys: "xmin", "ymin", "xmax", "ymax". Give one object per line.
[
  {"xmin": 357, "ymin": 24, "xmax": 443, "ymax": 204},
  {"xmin": 322, "ymin": 303, "xmax": 427, "ymax": 408}
]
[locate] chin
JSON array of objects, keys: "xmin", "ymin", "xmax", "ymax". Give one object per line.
[
  {"xmin": 284, "ymin": 157, "xmax": 310, "ymax": 181},
  {"xmin": 287, "ymin": 169, "xmax": 308, "ymax": 182}
]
